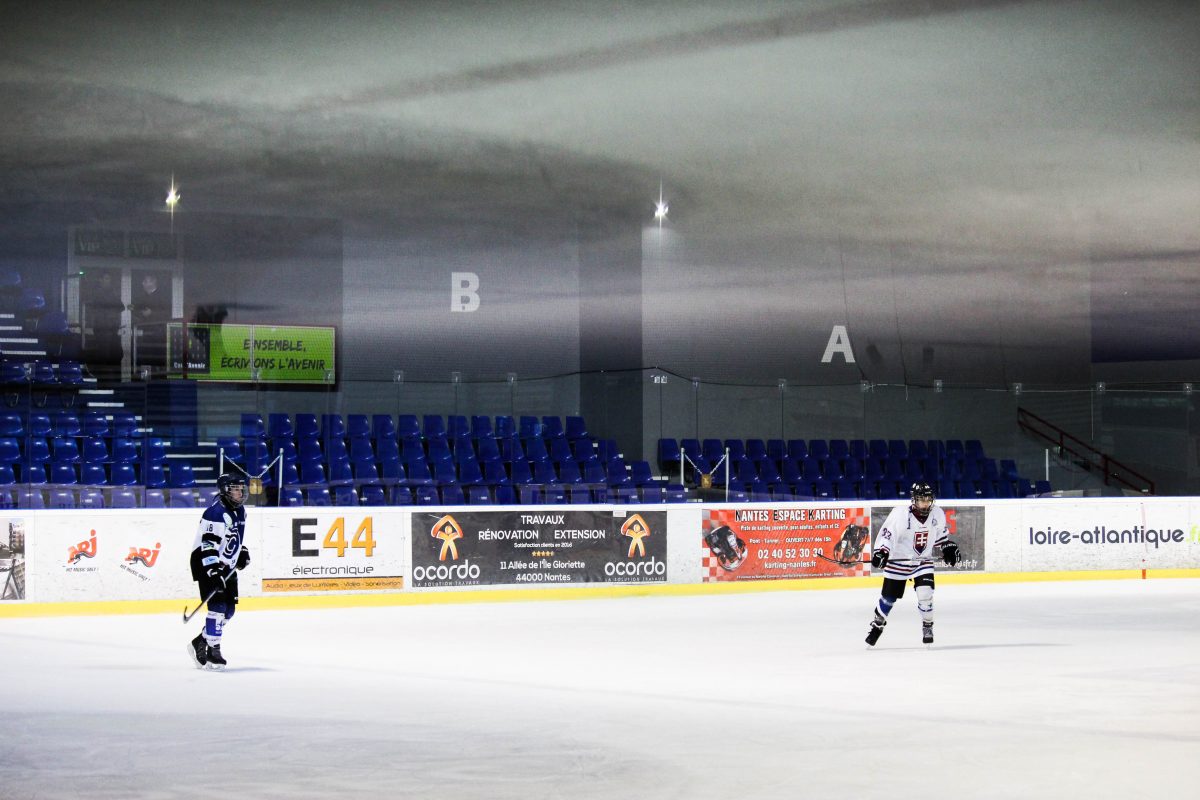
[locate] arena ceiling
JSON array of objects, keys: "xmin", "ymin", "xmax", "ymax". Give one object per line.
[{"xmin": 0, "ymin": 0, "xmax": 1197, "ymax": 383}]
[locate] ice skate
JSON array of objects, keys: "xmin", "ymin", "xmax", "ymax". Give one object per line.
[
  {"xmin": 865, "ymin": 612, "xmax": 886, "ymax": 647},
  {"xmin": 922, "ymin": 622, "xmax": 934, "ymax": 646},
  {"xmin": 187, "ymin": 634, "xmax": 208, "ymax": 669},
  {"xmin": 205, "ymin": 644, "xmax": 227, "ymax": 671}
]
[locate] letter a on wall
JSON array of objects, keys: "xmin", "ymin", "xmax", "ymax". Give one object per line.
[{"xmin": 821, "ymin": 325, "xmax": 856, "ymax": 364}]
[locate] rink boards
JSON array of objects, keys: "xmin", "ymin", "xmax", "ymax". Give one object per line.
[{"xmin": 2, "ymin": 496, "xmax": 1199, "ymax": 614}]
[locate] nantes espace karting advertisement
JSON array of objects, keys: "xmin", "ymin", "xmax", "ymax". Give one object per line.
[
  {"xmin": 869, "ymin": 504, "xmax": 986, "ymax": 572},
  {"xmin": 701, "ymin": 506, "xmax": 872, "ymax": 581},
  {"xmin": 411, "ymin": 510, "xmax": 668, "ymax": 588}
]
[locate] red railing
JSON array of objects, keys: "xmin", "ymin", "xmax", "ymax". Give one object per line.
[{"xmin": 1016, "ymin": 407, "xmax": 1154, "ymax": 495}]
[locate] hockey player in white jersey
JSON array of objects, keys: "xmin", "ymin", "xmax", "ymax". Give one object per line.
[
  {"xmin": 187, "ymin": 473, "xmax": 249, "ymax": 670},
  {"xmin": 864, "ymin": 482, "xmax": 960, "ymax": 646}
]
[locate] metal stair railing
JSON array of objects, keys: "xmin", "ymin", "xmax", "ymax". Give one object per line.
[{"xmin": 1017, "ymin": 407, "xmax": 1155, "ymax": 494}]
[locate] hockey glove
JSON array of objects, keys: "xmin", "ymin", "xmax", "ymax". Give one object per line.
[
  {"xmin": 236, "ymin": 547, "xmax": 251, "ymax": 570},
  {"xmin": 871, "ymin": 549, "xmax": 889, "ymax": 569},
  {"xmin": 206, "ymin": 564, "xmax": 230, "ymax": 587},
  {"xmin": 942, "ymin": 542, "xmax": 960, "ymax": 567}
]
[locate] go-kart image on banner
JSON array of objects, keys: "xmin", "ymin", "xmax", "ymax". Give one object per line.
[
  {"xmin": 411, "ymin": 510, "xmax": 668, "ymax": 588},
  {"xmin": 869, "ymin": 504, "xmax": 987, "ymax": 572},
  {"xmin": 701, "ymin": 506, "xmax": 872, "ymax": 581}
]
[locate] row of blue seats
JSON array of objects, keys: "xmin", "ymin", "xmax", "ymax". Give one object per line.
[
  {"xmin": 0, "ymin": 410, "xmax": 140, "ymax": 438},
  {"xmin": 0, "ymin": 460, "xmax": 179, "ymax": 487},
  {"xmin": 0, "ymin": 358, "xmax": 85, "ymax": 385},
  {"xmin": 700, "ymin": 455, "xmax": 1019, "ymax": 487},
  {"xmin": 222, "ymin": 432, "xmax": 618, "ymax": 474},
  {"xmin": 0, "ymin": 436, "xmax": 164, "ymax": 466},
  {"xmin": 0, "ymin": 486, "xmax": 218, "ymax": 510},
  {"xmin": 660, "ymin": 437, "xmax": 991, "ymax": 470},
  {"xmin": 242, "ymin": 412, "xmax": 593, "ymax": 444},
  {"xmin": 727, "ymin": 477, "xmax": 1051, "ymax": 502},
  {"xmin": 221, "ymin": 447, "xmax": 653, "ymax": 491}
]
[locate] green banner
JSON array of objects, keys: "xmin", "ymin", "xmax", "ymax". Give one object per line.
[{"xmin": 167, "ymin": 323, "xmax": 335, "ymax": 384}]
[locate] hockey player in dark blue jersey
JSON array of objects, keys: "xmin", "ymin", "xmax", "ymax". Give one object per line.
[{"xmin": 187, "ymin": 473, "xmax": 249, "ymax": 670}]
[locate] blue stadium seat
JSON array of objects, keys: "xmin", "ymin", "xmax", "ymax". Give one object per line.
[
  {"xmin": 110, "ymin": 489, "xmax": 139, "ymax": 509},
  {"xmin": 887, "ymin": 439, "xmax": 907, "ymax": 459},
  {"xmin": 308, "ymin": 488, "xmax": 332, "ymax": 506},
  {"xmin": 81, "ymin": 463, "xmax": 107, "ymax": 486},
  {"xmin": 19, "ymin": 460, "xmax": 46, "ymax": 484},
  {"xmin": 110, "ymin": 462, "xmax": 138, "ymax": 486},
  {"xmin": 360, "ymin": 485, "xmax": 388, "ymax": 506},
  {"xmin": 240, "ymin": 413, "xmax": 265, "ymax": 439},
  {"xmin": 143, "ymin": 489, "xmax": 167, "ymax": 508},
  {"xmin": 665, "ymin": 484, "xmax": 687, "ymax": 503},
  {"xmin": 50, "ymin": 437, "xmax": 80, "ymax": 464},
  {"xmin": 493, "ymin": 484, "xmax": 516, "ymax": 505},
  {"xmin": 169, "ymin": 462, "xmax": 195, "ymax": 488},
  {"xmin": 295, "ymin": 414, "xmax": 319, "ymax": 440},
  {"xmin": 414, "ymin": 485, "xmax": 439, "ymax": 505},
  {"xmin": 280, "ymin": 488, "xmax": 305, "ymax": 507},
  {"xmin": 321, "ymin": 414, "xmax": 346, "ymax": 441},
  {"xmin": 347, "ymin": 414, "xmax": 371, "ymax": 440},
  {"xmin": 0, "ymin": 438, "xmax": 18, "ymax": 464},
  {"xmin": 169, "ymin": 489, "xmax": 196, "ymax": 508},
  {"xmin": 49, "ymin": 413, "xmax": 78, "ymax": 439},
  {"xmin": 766, "ymin": 439, "xmax": 786, "ymax": 464},
  {"xmin": 396, "ymin": 415, "xmax": 420, "ymax": 439},
  {"xmin": 829, "ymin": 439, "xmax": 849, "ymax": 460},
  {"xmin": 57, "ymin": 362, "xmax": 84, "ymax": 388},
  {"xmin": 333, "ymin": 486, "xmax": 358, "ymax": 506},
  {"xmin": 560, "ymin": 416, "xmax": 585, "ymax": 442},
  {"xmin": 834, "ymin": 478, "xmax": 860, "ymax": 500},
  {"xmin": 77, "ymin": 487, "xmax": 104, "ymax": 508},
  {"xmin": 908, "ymin": 440, "xmax": 928, "ymax": 460},
  {"xmin": 482, "ymin": 460, "xmax": 510, "ymax": 486},
  {"xmin": 466, "ymin": 485, "xmax": 491, "ymax": 504},
  {"xmin": 111, "ymin": 412, "xmax": 137, "ymax": 437},
  {"xmin": 423, "ymin": 415, "xmax": 446, "ymax": 440},
  {"xmin": 1034, "ymin": 480, "xmax": 1052, "ymax": 495},
  {"xmin": 557, "ymin": 460, "xmax": 583, "ymax": 485},
  {"xmin": 268, "ymin": 413, "xmax": 294, "ymax": 441},
  {"xmin": 372, "ymin": 414, "xmax": 397, "ymax": 441},
  {"xmin": 786, "ymin": 439, "xmax": 808, "ymax": 461},
  {"xmin": 488, "ymin": 416, "xmax": 512, "ymax": 441},
  {"xmin": 380, "ymin": 459, "xmax": 405, "ymax": 485},
  {"xmin": 390, "ymin": 486, "xmax": 413, "ymax": 505},
  {"xmin": 808, "ymin": 440, "xmax": 830, "ymax": 461},
  {"xmin": 50, "ymin": 463, "xmax": 77, "ymax": 485},
  {"xmin": 16, "ymin": 488, "xmax": 45, "ymax": 509},
  {"xmin": 82, "ymin": 437, "xmax": 110, "ymax": 464}
]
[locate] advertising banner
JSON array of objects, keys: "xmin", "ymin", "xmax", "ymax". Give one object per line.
[
  {"xmin": 869, "ymin": 504, "xmax": 987, "ymax": 572},
  {"xmin": 1016, "ymin": 500, "xmax": 1200, "ymax": 571},
  {"xmin": 700, "ymin": 506, "xmax": 872, "ymax": 581},
  {"xmin": 259, "ymin": 512, "xmax": 405, "ymax": 593},
  {"xmin": 411, "ymin": 509, "xmax": 668, "ymax": 588},
  {"xmin": 26, "ymin": 513, "xmax": 193, "ymax": 601},
  {"xmin": 0, "ymin": 516, "xmax": 27, "ymax": 601},
  {"xmin": 167, "ymin": 323, "xmax": 335, "ymax": 384}
]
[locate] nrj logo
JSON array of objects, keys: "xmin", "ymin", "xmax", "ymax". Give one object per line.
[
  {"xmin": 125, "ymin": 542, "xmax": 162, "ymax": 568},
  {"xmin": 66, "ymin": 531, "xmax": 98, "ymax": 564},
  {"xmin": 431, "ymin": 515, "xmax": 464, "ymax": 561},
  {"xmin": 620, "ymin": 514, "xmax": 652, "ymax": 558}
]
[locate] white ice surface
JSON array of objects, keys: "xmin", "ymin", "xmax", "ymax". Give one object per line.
[{"xmin": 1, "ymin": 580, "xmax": 1197, "ymax": 800}]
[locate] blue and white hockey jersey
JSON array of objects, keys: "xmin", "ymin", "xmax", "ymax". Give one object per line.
[
  {"xmin": 873, "ymin": 504, "xmax": 949, "ymax": 580},
  {"xmin": 192, "ymin": 499, "xmax": 246, "ymax": 573}
]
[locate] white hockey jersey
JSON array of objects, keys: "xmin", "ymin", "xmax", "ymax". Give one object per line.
[{"xmin": 874, "ymin": 504, "xmax": 949, "ymax": 580}]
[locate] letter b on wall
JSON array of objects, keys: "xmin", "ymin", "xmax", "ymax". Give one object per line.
[{"xmin": 451, "ymin": 272, "xmax": 480, "ymax": 312}]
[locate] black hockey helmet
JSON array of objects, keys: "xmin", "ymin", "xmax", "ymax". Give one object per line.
[
  {"xmin": 910, "ymin": 481, "xmax": 935, "ymax": 522},
  {"xmin": 217, "ymin": 472, "xmax": 247, "ymax": 507}
]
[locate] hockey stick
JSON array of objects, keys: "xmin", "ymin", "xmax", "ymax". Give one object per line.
[
  {"xmin": 182, "ymin": 589, "xmax": 218, "ymax": 624},
  {"xmin": 817, "ymin": 552, "xmax": 866, "ymax": 568}
]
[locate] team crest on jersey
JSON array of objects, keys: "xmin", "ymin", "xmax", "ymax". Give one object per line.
[{"xmin": 914, "ymin": 531, "xmax": 928, "ymax": 553}]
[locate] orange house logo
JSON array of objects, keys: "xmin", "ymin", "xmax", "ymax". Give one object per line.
[
  {"xmin": 431, "ymin": 515, "xmax": 464, "ymax": 561},
  {"xmin": 67, "ymin": 531, "xmax": 98, "ymax": 564},
  {"xmin": 125, "ymin": 542, "xmax": 162, "ymax": 568},
  {"xmin": 620, "ymin": 514, "xmax": 652, "ymax": 558}
]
